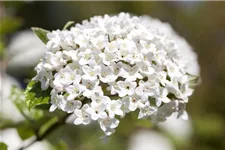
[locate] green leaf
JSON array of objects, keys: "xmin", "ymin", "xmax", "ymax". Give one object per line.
[
  {"xmin": 10, "ymin": 86, "xmax": 44, "ymax": 120},
  {"xmin": 17, "ymin": 125, "xmax": 35, "ymax": 140},
  {"xmin": 0, "ymin": 142, "xmax": 8, "ymax": 150},
  {"xmin": 25, "ymin": 80, "xmax": 51, "ymax": 110},
  {"xmin": 31, "ymin": 27, "xmax": 50, "ymax": 44},
  {"xmin": 35, "ymin": 104, "xmax": 51, "ymax": 110},
  {"xmin": 187, "ymin": 73, "xmax": 201, "ymax": 88},
  {"xmin": 63, "ymin": 21, "xmax": 74, "ymax": 30}
]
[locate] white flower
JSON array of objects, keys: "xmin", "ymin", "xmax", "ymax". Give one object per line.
[
  {"xmin": 111, "ymin": 61, "xmax": 128, "ymax": 76},
  {"xmin": 138, "ymin": 104, "xmax": 157, "ymax": 119},
  {"xmin": 135, "ymin": 80, "xmax": 158, "ymax": 97},
  {"xmin": 34, "ymin": 67, "xmax": 53, "ymax": 90},
  {"xmin": 116, "ymin": 79, "xmax": 137, "ymax": 97},
  {"xmin": 123, "ymin": 64, "xmax": 143, "ymax": 80},
  {"xmin": 98, "ymin": 117, "xmax": 120, "ymax": 136},
  {"xmin": 151, "ymin": 100, "xmax": 179, "ymax": 123},
  {"xmin": 140, "ymin": 40, "xmax": 157, "ymax": 54},
  {"xmin": 42, "ymin": 51, "xmax": 66, "ymax": 71},
  {"xmin": 128, "ymin": 94, "xmax": 147, "ymax": 111},
  {"xmin": 49, "ymin": 90, "xmax": 64, "ymax": 112},
  {"xmin": 156, "ymin": 71, "xmax": 167, "ymax": 86},
  {"xmin": 65, "ymin": 83, "xmax": 85, "ymax": 101},
  {"xmin": 153, "ymin": 50, "xmax": 167, "ymax": 65},
  {"xmin": 166, "ymin": 61, "xmax": 183, "ymax": 78},
  {"xmin": 140, "ymin": 15, "xmax": 200, "ymax": 76},
  {"xmin": 74, "ymin": 104, "xmax": 91, "ymax": 125},
  {"xmin": 82, "ymin": 79, "xmax": 100, "ymax": 98},
  {"xmin": 165, "ymin": 79, "xmax": 188, "ymax": 99},
  {"xmin": 118, "ymin": 38, "xmax": 136, "ymax": 52},
  {"xmin": 91, "ymin": 35, "xmax": 107, "ymax": 49},
  {"xmin": 106, "ymin": 100, "xmax": 123, "ymax": 118},
  {"xmin": 53, "ymin": 68, "xmax": 81, "ymax": 91},
  {"xmin": 139, "ymin": 61, "xmax": 155, "ymax": 75},
  {"xmin": 86, "ymin": 102, "xmax": 107, "ymax": 120},
  {"xmin": 73, "ymin": 32, "xmax": 89, "ymax": 48},
  {"xmin": 33, "ymin": 12, "xmax": 200, "ymax": 136},
  {"xmin": 78, "ymin": 49, "xmax": 94, "ymax": 65},
  {"xmin": 91, "ymin": 93, "xmax": 109, "ymax": 104},
  {"xmin": 106, "ymin": 40, "xmax": 119, "ymax": 52},
  {"xmin": 61, "ymin": 100, "xmax": 82, "ymax": 113},
  {"xmin": 120, "ymin": 97, "xmax": 131, "ymax": 117},
  {"xmin": 62, "ymin": 50, "xmax": 78, "ymax": 61},
  {"xmin": 129, "ymin": 51, "xmax": 143, "ymax": 64},
  {"xmin": 99, "ymin": 65, "xmax": 117, "ymax": 83},
  {"xmin": 82, "ymin": 63, "xmax": 100, "ymax": 81},
  {"xmin": 155, "ymin": 87, "xmax": 171, "ymax": 106},
  {"xmin": 99, "ymin": 50, "xmax": 117, "ymax": 66}
]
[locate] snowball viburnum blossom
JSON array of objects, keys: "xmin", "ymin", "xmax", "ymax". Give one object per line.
[{"xmin": 33, "ymin": 12, "xmax": 200, "ymax": 136}]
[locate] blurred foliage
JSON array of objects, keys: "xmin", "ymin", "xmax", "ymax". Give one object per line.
[
  {"xmin": 0, "ymin": 2, "xmax": 22, "ymax": 59},
  {"xmin": 10, "ymin": 86, "xmax": 44, "ymax": 121},
  {"xmin": 0, "ymin": 41, "xmax": 4, "ymax": 58},
  {"xmin": 0, "ymin": 17, "xmax": 22, "ymax": 36},
  {"xmin": 1, "ymin": 1, "xmax": 225, "ymax": 150},
  {"xmin": 0, "ymin": 142, "xmax": 8, "ymax": 150},
  {"xmin": 8, "ymin": 86, "xmax": 72, "ymax": 149},
  {"xmin": 0, "ymin": 17, "xmax": 22, "ymax": 58}
]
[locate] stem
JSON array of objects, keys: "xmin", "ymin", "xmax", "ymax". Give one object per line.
[{"xmin": 18, "ymin": 114, "xmax": 71, "ymax": 150}]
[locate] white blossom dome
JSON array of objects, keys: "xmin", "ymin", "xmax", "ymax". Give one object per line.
[
  {"xmin": 33, "ymin": 13, "xmax": 200, "ymax": 136},
  {"xmin": 140, "ymin": 15, "xmax": 200, "ymax": 76}
]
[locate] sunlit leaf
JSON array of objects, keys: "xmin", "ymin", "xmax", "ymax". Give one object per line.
[
  {"xmin": 63, "ymin": 21, "xmax": 75, "ymax": 30},
  {"xmin": 31, "ymin": 27, "xmax": 49, "ymax": 44},
  {"xmin": 10, "ymin": 86, "xmax": 44, "ymax": 120},
  {"xmin": 25, "ymin": 80, "xmax": 51, "ymax": 110}
]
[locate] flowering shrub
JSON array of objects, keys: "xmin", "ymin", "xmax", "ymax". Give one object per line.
[{"xmin": 26, "ymin": 13, "xmax": 200, "ymax": 136}]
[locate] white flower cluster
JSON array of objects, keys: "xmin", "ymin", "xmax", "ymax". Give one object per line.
[
  {"xmin": 33, "ymin": 13, "xmax": 199, "ymax": 136},
  {"xmin": 140, "ymin": 16, "xmax": 200, "ymax": 76}
]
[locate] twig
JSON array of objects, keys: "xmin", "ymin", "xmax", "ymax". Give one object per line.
[{"xmin": 18, "ymin": 114, "xmax": 71, "ymax": 150}]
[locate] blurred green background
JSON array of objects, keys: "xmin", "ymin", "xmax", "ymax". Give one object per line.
[{"xmin": 1, "ymin": 1, "xmax": 225, "ymax": 150}]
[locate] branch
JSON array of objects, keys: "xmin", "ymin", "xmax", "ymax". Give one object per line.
[{"xmin": 18, "ymin": 113, "xmax": 71, "ymax": 150}]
